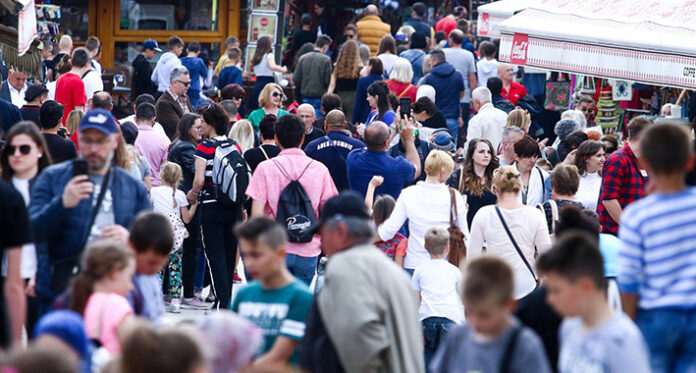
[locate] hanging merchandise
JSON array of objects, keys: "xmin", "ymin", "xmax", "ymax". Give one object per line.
[
  {"xmin": 544, "ymin": 79, "xmax": 570, "ymax": 111},
  {"xmin": 18, "ymin": 0, "xmax": 38, "ymax": 56},
  {"xmin": 33, "ymin": 3, "xmax": 61, "ymax": 39},
  {"xmin": 608, "ymin": 80, "xmax": 633, "ymax": 101},
  {"xmin": 595, "ymin": 81, "xmax": 620, "ymax": 133}
]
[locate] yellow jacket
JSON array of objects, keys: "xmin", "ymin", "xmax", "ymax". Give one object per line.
[{"xmin": 357, "ymin": 15, "xmax": 391, "ymax": 56}]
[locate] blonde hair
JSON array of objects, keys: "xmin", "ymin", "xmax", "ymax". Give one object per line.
[
  {"xmin": 228, "ymin": 119, "xmax": 255, "ymax": 153},
  {"xmin": 333, "ymin": 40, "xmax": 362, "ymax": 79},
  {"xmin": 424, "ymin": 227, "xmax": 449, "ymax": 256},
  {"xmin": 492, "ymin": 165, "xmax": 522, "ymax": 195},
  {"xmin": 397, "ymin": 25, "xmax": 415, "ymax": 40},
  {"xmin": 424, "ymin": 150, "xmax": 455, "ymax": 177},
  {"xmin": 160, "ymin": 162, "xmax": 183, "ymax": 208},
  {"xmin": 422, "ymin": 55, "xmax": 431, "ymax": 76},
  {"xmin": 505, "ymin": 108, "xmax": 531, "ymax": 133},
  {"xmin": 258, "ymin": 83, "xmax": 283, "ymax": 109},
  {"xmin": 389, "ymin": 57, "xmax": 413, "ymax": 84},
  {"xmin": 66, "ymin": 109, "xmax": 84, "ymax": 135}
]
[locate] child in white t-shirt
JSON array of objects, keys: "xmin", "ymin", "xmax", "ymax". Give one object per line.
[
  {"xmin": 150, "ymin": 162, "xmax": 197, "ymax": 312},
  {"xmin": 412, "ymin": 226, "xmax": 465, "ymax": 367}
]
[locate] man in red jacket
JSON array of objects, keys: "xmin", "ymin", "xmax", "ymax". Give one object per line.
[{"xmin": 497, "ymin": 63, "xmax": 527, "ymax": 106}]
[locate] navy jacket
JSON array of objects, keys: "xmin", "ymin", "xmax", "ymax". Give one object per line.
[
  {"xmin": 0, "ymin": 80, "xmax": 10, "ymax": 102},
  {"xmin": 399, "ymin": 49, "xmax": 426, "ymax": 84},
  {"xmin": 353, "ymin": 73, "xmax": 383, "ymax": 124},
  {"xmin": 404, "ymin": 19, "xmax": 431, "ymax": 39},
  {"xmin": 305, "ymin": 131, "xmax": 366, "ymax": 191},
  {"xmin": 422, "ymin": 62, "xmax": 465, "ymax": 119},
  {"xmin": 217, "ymin": 65, "xmax": 243, "ymax": 90},
  {"xmin": 0, "ymin": 97, "xmax": 21, "ymax": 135}
]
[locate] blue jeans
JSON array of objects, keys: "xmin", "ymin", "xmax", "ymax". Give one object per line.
[
  {"xmin": 445, "ymin": 118, "xmax": 459, "ymax": 148},
  {"xmin": 422, "ymin": 316, "xmax": 455, "ymax": 370},
  {"xmin": 636, "ymin": 308, "xmax": 696, "ymax": 373},
  {"xmin": 303, "ymin": 97, "xmax": 322, "ymax": 118},
  {"xmin": 286, "ymin": 254, "xmax": 318, "ymax": 286}
]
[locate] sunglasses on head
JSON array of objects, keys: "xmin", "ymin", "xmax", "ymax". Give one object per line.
[
  {"xmin": 272, "ymin": 91, "xmax": 282, "ymax": 98},
  {"xmin": 7, "ymin": 144, "xmax": 31, "ymax": 156}
]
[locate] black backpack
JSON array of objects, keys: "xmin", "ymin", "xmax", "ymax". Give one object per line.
[
  {"xmin": 212, "ymin": 139, "xmax": 251, "ymax": 206},
  {"xmin": 272, "ymin": 160, "xmax": 317, "ymax": 243}
]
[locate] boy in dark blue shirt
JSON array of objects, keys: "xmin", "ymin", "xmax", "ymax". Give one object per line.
[
  {"xmin": 217, "ymin": 47, "xmax": 243, "ymax": 90},
  {"xmin": 180, "ymin": 41, "xmax": 209, "ymax": 109}
]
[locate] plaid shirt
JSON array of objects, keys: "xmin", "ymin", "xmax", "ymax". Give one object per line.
[
  {"xmin": 597, "ymin": 144, "xmax": 648, "ymax": 235},
  {"xmin": 167, "ymin": 88, "xmax": 190, "ymax": 114}
]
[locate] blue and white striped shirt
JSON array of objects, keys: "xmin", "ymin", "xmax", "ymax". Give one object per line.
[{"xmin": 618, "ymin": 187, "xmax": 696, "ymax": 310}]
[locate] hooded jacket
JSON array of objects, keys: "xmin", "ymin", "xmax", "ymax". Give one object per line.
[
  {"xmin": 477, "ymin": 58, "xmax": 499, "ymax": 87},
  {"xmin": 421, "ymin": 62, "xmax": 465, "ymax": 119},
  {"xmin": 151, "ymin": 52, "xmax": 183, "ymax": 93}
]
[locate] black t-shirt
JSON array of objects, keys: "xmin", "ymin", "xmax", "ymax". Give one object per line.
[
  {"xmin": 302, "ymin": 127, "xmax": 325, "ymax": 149},
  {"xmin": 42, "ymin": 133, "xmax": 77, "ymax": 164},
  {"xmin": 19, "ymin": 105, "xmax": 41, "ymax": 127},
  {"xmin": 243, "ymin": 144, "xmax": 281, "ymax": 173},
  {"xmin": 293, "ymin": 30, "xmax": 318, "ymax": 51},
  {"xmin": 514, "ymin": 286, "xmax": 562, "ymax": 369}
]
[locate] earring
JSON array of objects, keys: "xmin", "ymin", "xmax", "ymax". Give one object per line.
[{"xmin": 38, "ymin": 154, "xmax": 42, "ymax": 158}]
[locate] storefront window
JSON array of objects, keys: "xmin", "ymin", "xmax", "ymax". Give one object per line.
[
  {"xmin": 113, "ymin": 41, "xmax": 221, "ymax": 76},
  {"xmin": 50, "ymin": 1, "xmax": 90, "ymax": 42},
  {"xmin": 120, "ymin": 0, "xmax": 219, "ymax": 31}
]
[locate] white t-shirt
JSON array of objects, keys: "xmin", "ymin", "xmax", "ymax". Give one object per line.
[
  {"xmin": 2, "ymin": 178, "xmax": 37, "ymax": 279},
  {"xmin": 576, "ymin": 172, "xmax": 602, "ymax": 211},
  {"xmin": 476, "ymin": 58, "xmax": 499, "ymax": 88},
  {"xmin": 151, "ymin": 186, "xmax": 188, "ymax": 216},
  {"xmin": 412, "ymin": 258, "xmax": 465, "ymax": 323},
  {"xmin": 83, "ymin": 69, "xmax": 104, "ymax": 106},
  {"xmin": 468, "ymin": 205, "xmax": 552, "ymax": 299}
]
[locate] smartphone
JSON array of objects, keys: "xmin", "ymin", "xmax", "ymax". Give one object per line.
[
  {"xmin": 399, "ymin": 97, "xmax": 411, "ymax": 118},
  {"xmin": 72, "ymin": 159, "xmax": 88, "ymax": 178}
]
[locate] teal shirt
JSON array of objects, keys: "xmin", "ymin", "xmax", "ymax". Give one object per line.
[
  {"xmin": 231, "ymin": 279, "xmax": 313, "ymax": 363},
  {"xmin": 248, "ymin": 108, "xmax": 289, "ymax": 131}
]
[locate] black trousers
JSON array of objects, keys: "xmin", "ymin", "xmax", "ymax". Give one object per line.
[
  {"xmin": 182, "ymin": 208, "xmax": 201, "ymax": 299},
  {"xmin": 200, "ymin": 202, "xmax": 240, "ymax": 309}
]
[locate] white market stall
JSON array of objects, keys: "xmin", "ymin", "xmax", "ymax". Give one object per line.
[
  {"xmin": 497, "ymin": 0, "xmax": 696, "ymax": 89},
  {"xmin": 476, "ymin": 0, "xmax": 532, "ymax": 39}
]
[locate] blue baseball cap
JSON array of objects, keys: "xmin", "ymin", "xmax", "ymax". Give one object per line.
[
  {"xmin": 34, "ymin": 310, "xmax": 89, "ymax": 358},
  {"xmin": 79, "ymin": 109, "xmax": 118, "ymax": 135},
  {"xmin": 142, "ymin": 39, "xmax": 162, "ymax": 52}
]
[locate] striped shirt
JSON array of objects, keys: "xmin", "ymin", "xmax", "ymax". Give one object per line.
[
  {"xmin": 618, "ymin": 187, "xmax": 696, "ymax": 310},
  {"xmin": 193, "ymin": 135, "xmax": 241, "ymax": 201}
]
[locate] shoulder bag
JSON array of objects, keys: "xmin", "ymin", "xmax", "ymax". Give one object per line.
[
  {"xmin": 448, "ymin": 188, "xmax": 467, "ymax": 267},
  {"xmin": 494, "ymin": 206, "xmax": 538, "ymax": 283}
]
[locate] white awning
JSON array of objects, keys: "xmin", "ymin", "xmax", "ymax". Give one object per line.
[
  {"xmin": 476, "ymin": 0, "xmax": 532, "ymax": 39},
  {"xmin": 497, "ymin": 0, "xmax": 696, "ymax": 89}
]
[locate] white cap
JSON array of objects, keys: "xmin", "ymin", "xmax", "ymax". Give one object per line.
[{"xmin": 416, "ymin": 84, "xmax": 436, "ymax": 102}]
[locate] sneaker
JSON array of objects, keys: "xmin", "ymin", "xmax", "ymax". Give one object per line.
[
  {"xmin": 233, "ymin": 272, "xmax": 243, "ymax": 284},
  {"xmin": 181, "ymin": 297, "xmax": 212, "ymax": 310},
  {"xmin": 163, "ymin": 294, "xmax": 172, "ymax": 305},
  {"xmin": 205, "ymin": 294, "xmax": 216, "ymax": 303},
  {"xmin": 165, "ymin": 303, "xmax": 181, "ymax": 313}
]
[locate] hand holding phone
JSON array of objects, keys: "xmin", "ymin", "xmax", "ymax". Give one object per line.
[{"xmin": 399, "ymin": 97, "xmax": 411, "ymax": 118}]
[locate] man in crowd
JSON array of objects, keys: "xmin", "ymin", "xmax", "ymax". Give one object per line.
[
  {"xmin": 155, "ymin": 66, "xmax": 193, "ymax": 140},
  {"xmin": 221, "ymin": 99, "xmax": 239, "ymax": 125},
  {"xmin": 293, "ymin": 36, "xmax": 333, "ymax": 116},
  {"xmin": 297, "ymin": 103, "xmax": 325, "ymax": 148},
  {"xmin": 132, "ymin": 39, "xmax": 161, "ymax": 100},
  {"xmin": 347, "ymin": 119, "xmax": 421, "ymax": 199},
  {"xmin": 412, "ymin": 96, "xmax": 447, "ymax": 130},
  {"xmin": 292, "ymin": 13, "xmax": 317, "ymax": 53},
  {"xmin": 55, "ymin": 47, "xmax": 90, "ymax": 126},
  {"xmin": 134, "ymin": 102, "xmax": 170, "ymax": 187},
  {"xmin": 578, "ymin": 95, "xmax": 596, "ymax": 126},
  {"xmin": 121, "ymin": 93, "xmax": 168, "ymax": 139},
  {"xmin": 180, "ymin": 41, "xmax": 209, "ymax": 109},
  {"xmin": 356, "ymin": 4, "xmax": 391, "ymax": 56},
  {"xmin": 300, "ymin": 192, "xmax": 423, "ymax": 372},
  {"xmin": 399, "ymin": 31, "xmax": 427, "ymax": 84},
  {"xmin": 81, "ymin": 46, "xmax": 104, "ymax": 110},
  {"xmin": 444, "ymin": 29, "xmax": 477, "ymax": 134},
  {"xmin": 244, "ymin": 114, "xmax": 280, "ymax": 172},
  {"xmin": 84, "ymin": 36, "xmax": 102, "ymax": 76},
  {"xmin": 213, "ymin": 36, "xmax": 240, "ymax": 78},
  {"xmin": 0, "ymin": 88, "xmax": 20, "ymax": 135},
  {"xmin": 50, "ymin": 35, "xmax": 73, "ymax": 79},
  {"xmin": 0, "ymin": 68, "xmax": 28, "ymax": 108},
  {"xmin": 247, "ymin": 114, "xmax": 338, "ymax": 286},
  {"xmin": 404, "ymin": 2, "xmax": 433, "ymax": 42},
  {"xmin": 19, "ymin": 83, "xmax": 48, "ymax": 126},
  {"xmin": 152, "ymin": 36, "xmax": 185, "ymax": 99},
  {"xmin": 421, "ymin": 49, "xmax": 465, "ymax": 145},
  {"xmin": 305, "ymin": 109, "xmax": 366, "ymax": 191},
  {"xmin": 597, "ymin": 116, "xmax": 653, "ymax": 235},
  {"xmin": 499, "ymin": 126, "xmax": 525, "ymax": 166},
  {"xmin": 498, "ymin": 63, "xmax": 527, "ymax": 105},
  {"xmin": 435, "ymin": 6, "xmax": 466, "ymax": 38},
  {"xmin": 314, "ymin": 1, "xmax": 337, "ymax": 40},
  {"xmin": 29, "ymin": 109, "xmax": 150, "ymax": 306},
  {"xmin": 465, "ymin": 87, "xmax": 507, "ymax": 152},
  {"xmin": 39, "ymin": 100, "xmax": 76, "ymax": 164},
  {"xmin": 487, "ymin": 77, "xmax": 515, "ymax": 113}
]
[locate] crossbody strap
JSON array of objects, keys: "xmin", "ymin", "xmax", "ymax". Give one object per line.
[
  {"xmin": 397, "ymin": 84, "xmax": 413, "ymax": 99},
  {"xmin": 494, "ymin": 206, "xmax": 537, "ymax": 282},
  {"xmin": 324, "ymin": 135, "xmax": 347, "ymax": 161},
  {"xmin": 449, "ymin": 187, "xmax": 458, "ymax": 227},
  {"xmin": 259, "ymin": 145, "xmax": 270, "ymax": 160},
  {"xmin": 82, "ymin": 168, "xmax": 111, "ymax": 249},
  {"xmin": 549, "ymin": 199, "xmax": 559, "ymax": 234}
]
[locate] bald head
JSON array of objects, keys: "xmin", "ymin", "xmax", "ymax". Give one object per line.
[
  {"xmin": 91, "ymin": 91, "xmax": 112, "ymax": 111},
  {"xmin": 325, "ymin": 109, "xmax": 346, "ymax": 129},
  {"xmin": 365, "ymin": 4, "xmax": 379, "ymax": 15},
  {"xmin": 448, "ymin": 29, "xmax": 464, "ymax": 46},
  {"xmin": 364, "ymin": 121, "xmax": 390, "ymax": 151},
  {"xmin": 58, "ymin": 35, "xmax": 73, "ymax": 53},
  {"xmin": 497, "ymin": 63, "xmax": 514, "ymax": 83},
  {"xmin": 296, "ymin": 104, "xmax": 316, "ymax": 130}
]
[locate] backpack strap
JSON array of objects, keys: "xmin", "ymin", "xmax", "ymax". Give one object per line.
[
  {"xmin": 272, "ymin": 159, "xmax": 313, "ymax": 182},
  {"xmin": 259, "ymin": 145, "xmax": 270, "ymax": 160},
  {"xmin": 549, "ymin": 199, "xmax": 559, "ymax": 234},
  {"xmin": 397, "ymin": 84, "xmax": 413, "ymax": 99},
  {"xmin": 498, "ymin": 325, "xmax": 523, "ymax": 373},
  {"xmin": 537, "ymin": 167, "xmax": 545, "ymax": 202}
]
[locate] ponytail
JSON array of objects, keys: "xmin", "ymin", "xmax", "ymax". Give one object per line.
[{"xmin": 68, "ymin": 273, "xmax": 96, "ymax": 315}]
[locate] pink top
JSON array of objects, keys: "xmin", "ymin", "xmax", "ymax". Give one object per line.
[
  {"xmin": 135, "ymin": 124, "xmax": 170, "ymax": 187},
  {"xmin": 84, "ymin": 292, "xmax": 133, "ymax": 354},
  {"xmin": 246, "ymin": 148, "xmax": 338, "ymax": 257}
]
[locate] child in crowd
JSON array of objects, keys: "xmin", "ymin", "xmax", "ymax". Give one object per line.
[
  {"xmin": 128, "ymin": 212, "xmax": 178, "ymax": 322},
  {"xmin": 232, "ymin": 217, "xmax": 313, "ymax": 366},
  {"xmin": 366, "ymin": 175, "xmax": 407, "ymax": 266},
  {"xmin": 69, "ymin": 240, "xmax": 135, "ymax": 354},
  {"xmin": 150, "ymin": 162, "xmax": 197, "ymax": 313},
  {"xmin": 537, "ymin": 231, "xmax": 651, "ymax": 373},
  {"xmin": 217, "ymin": 46, "xmax": 244, "ymax": 90},
  {"xmin": 430, "ymin": 257, "xmax": 551, "ymax": 373},
  {"xmin": 412, "ymin": 227, "xmax": 464, "ymax": 367},
  {"xmin": 536, "ymin": 158, "xmax": 552, "ymax": 172},
  {"xmin": 120, "ymin": 325, "xmax": 207, "ymax": 373}
]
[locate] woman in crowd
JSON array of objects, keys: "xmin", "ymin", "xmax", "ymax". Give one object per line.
[
  {"xmin": 365, "ymin": 81, "xmax": 395, "ymax": 127},
  {"xmin": 537, "ymin": 164, "xmax": 585, "ymax": 235},
  {"xmin": 353, "ymin": 57, "xmax": 384, "ymax": 124},
  {"xmin": 513, "ymin": 135, "xmax": 550, "ymax": 206},
  {"xmin": 220, "ymin": 84, "xmax": 246, "ymax": 119},
  {"xmin": 0, "ymin": 121, "xmax": 52, "ymax": 336},
  {"xmin": 600, "ymin": 134, "xmax": 619, "ymax": 155},
  {"xmin": 247, "ymin": 83, "xmax": 288, "ymax": 131},
  {"xmin": 228, "ymin": 119, "xmax": 255, "ymax": 153},
  {"xmin": 120, "ymin": 121, "xmax": 152, "ymax": 190},
  {"xmin": 249, "ymin": 36, "xmax": 287, "ymax": 111},
  {"xmin": 65, "ymin": 109, "xmax": 84, "ymax": 137},
  {"xmin": 386, "ymin": 57, "xmax": 417, "ymax": 102},
  {"xmin": 376, "ymin": 34, "xmax": 398, "ymax": 76},
  {"xmin": 505, "ymin": 108, "xmax": 531, "ymax": 134},
  {"xmin": 328, "ymin": 40, "xmax": 361, "ymax": 123},
  {"xmin": 574, "ymin": 140, "xmax": 605, "ymax": 211},
  {"xmin": 448, "ymin": 138, "xmax": 499, "ymax": 227},
  {"xmin": 377, "ymin": 150, "xmax": 468, "ymax": 275},
  {"xmin": 468, "ymin": 165, "xmax": 551, "ymax": 300}
]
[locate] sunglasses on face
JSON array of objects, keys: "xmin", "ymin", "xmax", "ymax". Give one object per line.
[
  {"xmin": 344, "ymin": 34, "xmax": 355, "ymax": 38},
  {"xmin": 580, "ymin": 107, "xmax": 594, "ymax": 112},
  {"xmin": 176, "ymin": 80, "xmax": 191, "ymax": 87},
  {"xmin": 8, "ymin": 144, "xmax": 32, "ymax": 155},
  {"xmin": 272, "ymin": 91, "xmax": 282, "ymax": 98}
]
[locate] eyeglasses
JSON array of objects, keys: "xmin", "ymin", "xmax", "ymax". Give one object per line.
[
  {"xmin": 176, "ymin": 80, "xmax": 191, "ymax": 87},
  {"xmin": 344, "ymin": 33, "xmax": 355, "ymax": 38},
  {"xmin": 7, "ymin": 144, "xmax": 31, "ymax": 156},
  {"xmin": 580, "ymin": 107, "xmax": 594, "ymax": 113},
  {"xmin": 271, "ymin": 91, "xmax": 282, "ymax": 98},
  {"xmin": 233, "ymin": 96, "xmax": 243, "ymax": 101}
]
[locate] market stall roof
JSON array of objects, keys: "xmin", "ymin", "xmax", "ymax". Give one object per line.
[
  {"xmin": 476, "ymin": 0, "xmax": 533, "ymax": 39},
  {"xmin": 497, "ymin": 0, "xmax": 696, "ymax": 89}
]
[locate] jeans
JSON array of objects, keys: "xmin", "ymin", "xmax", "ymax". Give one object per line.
[
  {"xmin": 459, "ymin": 102, "xmax": 471, "ymax": 146},
  {"xmin": 636, "ymin": 308, "xmax": 696, "ymax": 373},
  {"xmin": 182, "ymin": 208, "xmax": 201, "ymax": 298},
  {"xmin": 286, "ymin": 254, "xmax": 317, "ymax": 286},
  {"xmin": 200, "ymin": 202, "xmax": 240, "ymax": 309},
  {"xmin": 303, "ymin": 97, "xmax": 322, "ymax": 118},
  {"xmin": 445, "ymin": 118, "xmax": 459, "ymax": 148},
  {"xmin": 422, "ymin": 316, "xmax": 455, "ymax": 370}
]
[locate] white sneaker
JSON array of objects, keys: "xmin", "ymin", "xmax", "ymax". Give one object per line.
[{"xmin": 181, "ymin": 297, "xmax": 212, "ymax": 310}]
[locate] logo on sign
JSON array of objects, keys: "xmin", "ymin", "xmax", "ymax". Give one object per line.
[
  {"xmin": 260, "ymin": 17, "xmax": 269, "ymax": 27},
  {"xmin": 510, "ymin": 33, "xmax": 529, "ymax": 65},
  {"xmin": 480, "ymin": 13, "xmax": 490, "ymax": 35}
]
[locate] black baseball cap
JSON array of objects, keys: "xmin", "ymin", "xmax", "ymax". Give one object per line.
[{"xmin": 312, "ymin": 192, "xmax": 371, "ymax": 233}]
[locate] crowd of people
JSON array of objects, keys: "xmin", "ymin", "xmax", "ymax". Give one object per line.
[{"xmin": 0, "ymin": 2, "xmax": 694, "ymax": 373}]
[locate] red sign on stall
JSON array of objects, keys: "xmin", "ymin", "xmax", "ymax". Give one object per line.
[
  {"xmin": 510, "ymin": 33, "xmax": 529, "ymax": 65},
  {"xmin": 480, "ymin": 13, "xmax": 490, "ymax": 35}
]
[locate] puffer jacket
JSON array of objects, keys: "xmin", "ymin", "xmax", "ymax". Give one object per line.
[{"xmin": 357, "ymin": 15, "xmax": 391, "ymax": 56}]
